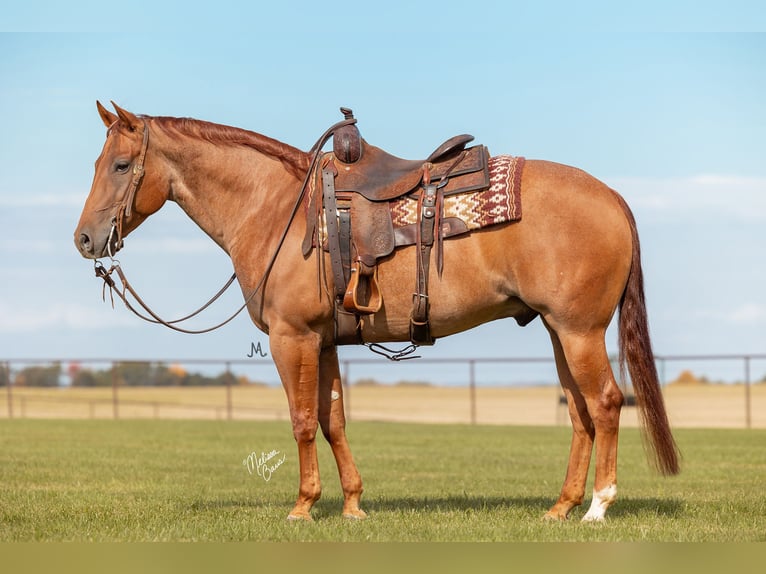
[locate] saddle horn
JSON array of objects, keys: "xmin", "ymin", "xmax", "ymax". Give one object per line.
[{"xmin": 333, "ymin": 107, "xmax": 362, "ymax": 163}]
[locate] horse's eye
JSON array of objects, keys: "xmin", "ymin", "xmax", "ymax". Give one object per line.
[{"xmin": 115, "ymin": 160, "xmax": 131, "ymax": 173}]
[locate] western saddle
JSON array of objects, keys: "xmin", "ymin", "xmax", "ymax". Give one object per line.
[{"xmin": 302, "ymin": 108, "xmax": 491, "ymax": 347}]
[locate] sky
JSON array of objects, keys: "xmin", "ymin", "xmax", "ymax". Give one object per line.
[{"xmin": 1, "ymin": 4, "xmax": 765, "ymax": 386}]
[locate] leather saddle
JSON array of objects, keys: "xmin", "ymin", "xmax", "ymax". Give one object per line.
[{"xmin": 303, "ymin": 108, "xmax": 491, "ymax": 346}]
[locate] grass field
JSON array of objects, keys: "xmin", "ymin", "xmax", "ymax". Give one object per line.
[{"xmin": 0, "ymin": 419, "xmax": 764, "ymax": 542}]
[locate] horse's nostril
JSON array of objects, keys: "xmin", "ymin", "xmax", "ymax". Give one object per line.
[{"xmin": 79, "ymin": 233, "xmax": 92, "ymax": 250}]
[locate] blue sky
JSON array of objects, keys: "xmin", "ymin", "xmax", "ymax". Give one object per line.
[{"xmin": 1, "ymin": 5, "xmax": 765, "ymax": 385}]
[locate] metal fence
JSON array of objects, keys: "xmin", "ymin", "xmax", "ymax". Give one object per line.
[{"xmin": 1, "ymin": 354, "xmax": 765, "ymax": 428}]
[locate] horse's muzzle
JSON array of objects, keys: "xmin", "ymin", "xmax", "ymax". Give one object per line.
[{"xmin": 75, "ymin": 225, "xmax": 121, "ymax": 259}]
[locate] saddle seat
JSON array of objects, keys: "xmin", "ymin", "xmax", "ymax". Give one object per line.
[{"xmin": 333, "ymin": 134, "xmax": 476, "ymax": 201}]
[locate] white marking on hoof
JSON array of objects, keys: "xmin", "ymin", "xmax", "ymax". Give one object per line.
[
  {"xmin": 582, "ymin": 484, "xmax": 617, "ymax": 522},
  {"xmin": 331, "ymin": 390, "xmax": 340, "ymax": 402}
]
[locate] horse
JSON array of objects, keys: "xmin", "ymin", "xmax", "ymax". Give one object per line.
[{"xmin": 74, "ymin": 102, "xmax": 680, "ymax": 522}]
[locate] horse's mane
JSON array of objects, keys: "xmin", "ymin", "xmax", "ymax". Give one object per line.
[{"xmin": 148, "ymin": 115, "xmax": 311, "ymax": 179}]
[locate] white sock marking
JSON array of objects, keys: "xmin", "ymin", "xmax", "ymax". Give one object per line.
[{"xmin": 582, "ymin": 484, "xmax": 617, "ymax": 522}]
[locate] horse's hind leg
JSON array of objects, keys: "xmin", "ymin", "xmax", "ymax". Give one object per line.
[
  {"xmin": 318, "ymin": 346, "xmax": 366, "ymax": 519},
  {"xmin": 544, "ymin": 325, "xmax": 595, "ymax": 520},
  {"xmin": 545, "ymin": 325, "xmax": 624, "ymax": 521}
]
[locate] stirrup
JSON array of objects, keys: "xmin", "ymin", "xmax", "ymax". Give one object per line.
[{"xmin": 343, "ymin": 261, "xmax": 382, "ymax": 314}]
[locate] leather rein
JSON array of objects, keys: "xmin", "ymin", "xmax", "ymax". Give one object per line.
[{"xmin": 94, "ymin": 116, "xmax": 356, "ymax": 335}]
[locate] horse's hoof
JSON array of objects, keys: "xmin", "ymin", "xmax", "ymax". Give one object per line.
[
  {"xmin": 542, "ymin": 510, "xmax": 568, "ymax": 521},
  {"xmin": 342, "ymin": 509, "xmax": 368, "ymax": 521},
  {"xmin": 287, "ymin": 512, "xmax": 313, "ymax": 522}
]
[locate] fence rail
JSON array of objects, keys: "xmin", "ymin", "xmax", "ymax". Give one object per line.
[{"xmin": 1, "ymin": 354, "xmax": 765, "ymax": 428}]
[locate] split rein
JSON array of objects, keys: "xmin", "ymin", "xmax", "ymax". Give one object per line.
[
  {"xmin": 95, "ymin": 251, "xmax": 419, "ymax": 358},
  {"xmin": 93, "ymin": 116, "xmax": 351, "ymax": 335},
  {"xmin": 91, "ymin": 115, "xmax": 421, "ymax": 359},
  {"xmin": 94, "ymin": 258, "xmax": 241, "ymax": 334},
  {"xmin": 93, "ymin": 117, "xmax": 249, "ymax": 335}
]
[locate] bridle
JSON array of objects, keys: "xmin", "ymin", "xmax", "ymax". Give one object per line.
[
  {"xmin": 115, "ymin": 119, "xmax": 149, "ymax": 252},
  {"xmin": 96, "ymin": 118, "xmax": 150, "ymax": 259},
  {"xmin": 93, "ymin": 115, "xmax": 356, "ymax": 334}
]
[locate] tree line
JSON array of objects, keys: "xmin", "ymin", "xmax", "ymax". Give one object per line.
[{"xmin": 0, "ymin": 362, "xmax": 252, "ymax": 387}]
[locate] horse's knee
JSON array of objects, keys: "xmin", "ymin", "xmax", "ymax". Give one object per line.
[{"xmin": 291, "ymin": 412, "xmax": 318, "ymax": 444}]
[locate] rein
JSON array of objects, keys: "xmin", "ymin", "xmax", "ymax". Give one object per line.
[{"xmin": 94, "ymin": 115, "xmax": 357, "ymax": 334}]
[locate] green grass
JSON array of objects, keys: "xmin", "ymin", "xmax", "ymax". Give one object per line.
[{"xmin": 0, "ymin": 419, "xmax": 764, "ymax": 541}]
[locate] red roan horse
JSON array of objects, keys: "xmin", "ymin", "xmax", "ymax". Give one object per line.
[{"xmin": 75, "ymin": 102, "xmax": 679, "ymax": 522}]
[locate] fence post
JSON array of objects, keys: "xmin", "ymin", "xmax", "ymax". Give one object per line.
[
  {"xmin": 4, "ymin": 362, "xmax": 12, "ymax": 419},
  {"xmin": 226, "ymin": 361, "xmax": 233, "ymax": 421},
  {"xmin": 744, "ymin": 356, "xmax": 751, "ymax": 430}
]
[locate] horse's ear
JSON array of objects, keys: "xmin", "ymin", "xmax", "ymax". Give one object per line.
[
  {"xmin": 111, "ymin": 101, "xmax": 141, "ymax": 132},
  {"xmin": 97, "ymin": 100, "xmax": 118, "ymax": 128}
]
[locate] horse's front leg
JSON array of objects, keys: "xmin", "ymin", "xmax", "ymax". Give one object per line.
[
  {"xmin": 318, "ymin": 345, "xmax": 366, "ymax": 519},
  {"xmin": 270, "ymin": 329, "xmax": 322, "ymax": 521}
]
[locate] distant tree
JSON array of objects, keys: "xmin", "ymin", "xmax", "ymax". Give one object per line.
[
  {"xmin": 70, "ymin": 362, "xmax": 249, "ymax": 387},
  {"xmin": 353, "ymin": 378, "xmax": 380, "ymax": 387},
  {"xmin": 150, "ymin": 364, "xmax": 184, "ymax": 386},
  {"xmin": 71, "ymin": 369, "xmax": 101, "ymax": 387},
  {"xmin": 213, "ymin": 370, "xmax": 237, "ymax": 387},
  {"xmin": 181, "ymin": 372, "xmax": 211, "ymax": 386},
  {"xmin": 15, "ymin": 363, "xmax": 61, "ymax": 387},
  {"xmin": 71, "ymin": 367, "xmax": 113, "ymax": 387},
  {"xmin": 113, "ymin": 362, "xmax": 154, "ymax": 386}
]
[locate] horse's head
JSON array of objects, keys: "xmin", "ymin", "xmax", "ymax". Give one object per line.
[{"xmin": 74, "ymin": 101, "xmax": 168, "ymax": 259}]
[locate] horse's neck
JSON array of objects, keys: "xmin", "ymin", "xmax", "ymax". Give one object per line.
[{"xmin": 163, "ymin": 137, "xmax": 303, "ymax": 256}]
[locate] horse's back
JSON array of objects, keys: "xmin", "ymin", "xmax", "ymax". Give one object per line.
[{"xmin": 362, "ymin": 159, "xmax": 635, "ymax": 341}]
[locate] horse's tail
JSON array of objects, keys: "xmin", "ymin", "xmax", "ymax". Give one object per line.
[{"xmin": 614, "ymin": 192, "xmax": 681, "ymax": 476}]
